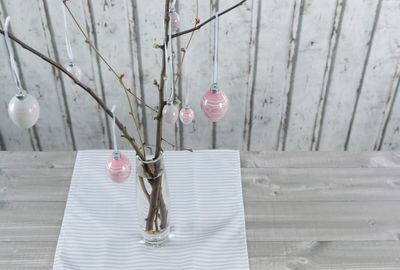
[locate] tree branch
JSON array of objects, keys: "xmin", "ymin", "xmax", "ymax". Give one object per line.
[
  {"xmin": 172, "ymin": 0, "xmax": 246, "ymax": 39},
  {"xmin": 0, "ymin": 29, "xmax": 145, "ymax": 160}
]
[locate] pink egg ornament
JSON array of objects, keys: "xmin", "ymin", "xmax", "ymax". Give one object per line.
[
  {"xmin": 179, "ymin": 106, "xmax": 194, "ymax": 125},
  {"xmin": 200, "ymin": 86, "xmax": 229, "ymax": 122},
  {"xmin": 105, "ymin": 151, "xmax": 132, "ymax": 183},
  {"xmin": 8, "ymin": 93, "xmax": 40, "ymax": 128}
]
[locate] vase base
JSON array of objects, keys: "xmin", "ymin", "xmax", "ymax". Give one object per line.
[{"xmin": 142, "ymin": 226, "xmax": 170, "ymax": 246}]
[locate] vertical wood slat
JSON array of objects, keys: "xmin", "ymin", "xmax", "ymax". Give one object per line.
[
  {"xmin": 346, "ymin": 0, "xmax": 400, "ymax": 151},
  {"xmin": 0, "ymin": 2, "xmax": 36, "ymax": 151},
  {"xmin": 215, "ymin": 0, "xmax": 253, "ymax": 150},
  {"xmin": 43, "ymin": 1, "xmax": 108, "ymax": 150},
  {"xmin": 310, "ymin": 0, "xmax": 346, "ymax": 151},
  {"xmin": 87, "ymin": 0, "xmax": 144, "ymax": 150},
  {"xmin": 317, "ymin": 0, "xmax": 380, "ymax": 151},
  {"xmin": 283, "ymin": 0, "xmax": 338, "ymax": 151},
  {"xmin": 1, "ymin": 0, "xmax": 400, "ymax": 151},
  {"xmin": 1, "ymin": 0, "xmax": 72, "ymax": 151},
  {"xmin": 176, "ymin": 0, "xmax": 213, "ymax": 150}
]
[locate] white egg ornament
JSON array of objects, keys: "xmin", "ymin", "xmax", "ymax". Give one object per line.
[
  {"xmin": 163, "ymin": 101, "xmax": 179, "ymax": 124},
  {"xmin": 66, "ymin": 62, "xmax": 82, "ymax": 82},
  {"xmin": 8, "ymin": 93, "xmax": 40, "ymax": 128},
  {"xmin": 169, "ymin": 9, "xmax": 180, "ymax": 32}
]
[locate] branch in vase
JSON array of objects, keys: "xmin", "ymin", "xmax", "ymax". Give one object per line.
[
  {"xmin": 0, "ymin": 29, "xmax": 145, "ymax": 160},
  {"xmin": 172, "ymin": 0, "xmax": 247, "ymax": 39}
]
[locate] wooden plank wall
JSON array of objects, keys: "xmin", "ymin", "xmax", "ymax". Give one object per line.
[{"xmin": 0, "ymin": 0, "xmax": 399, "ymax": 151}]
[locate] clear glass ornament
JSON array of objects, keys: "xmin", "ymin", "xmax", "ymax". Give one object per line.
[
  {"xmin": 200, "ymin": 84, "xmax": 229, "ymax": 122},
  {"xmin": 162, "ymin": 101, "xmax": 179, "ymax": 124},
  {"xmin": 179, "ymin": 106, "xmax": 194, "ymax": 125},
  {"xmin": 169, "ymin": 10, "xmax": 180, "ymax": 32},
  {"xmin": 66, "ymin": 62, "xmax": 82, "ymax": 82},
  {"xmin": 136, "ymin": 151, "xmax": 170, "ymax": 245},
  {"xmin": 8, "ymin": 92, "xmax": 40, "ymax": 128},
  {"xmin": 105, "ymin": 151, "xmax": 132, "ymax": 183}
]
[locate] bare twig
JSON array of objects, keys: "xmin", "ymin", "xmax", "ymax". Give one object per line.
[
  {"xmin": 172, "ymin": 0, "xmax": 246, "ymax": 39},
  {"xmin": 64, "ymin": 2, "xmax": 147, "ymax": 158},
  {"xmin": 170, "ymin": 0, "xmax": 199, "ymax": 96},
  {"xmin": 0, "ymin": 28, "xmax": 145, "ymax": 160},
  {"xmin": 162, "ymin": 138, "xmax": 193, "ymax": 152}
]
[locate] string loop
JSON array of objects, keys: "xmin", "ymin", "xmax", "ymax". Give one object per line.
[
  {"xmin": 4, "ymin": 16, "xmax": 23, "ymax": 94},
  {"xmin": 62, "ymin": 3, "xmax": 74, "ymax": 62},
  {"xmin": 111, "ymin": 104, "xmax": 118, "ymax": 152}
]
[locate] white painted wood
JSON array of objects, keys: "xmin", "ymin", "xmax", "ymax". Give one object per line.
[
  {"xmin": 85, "ymin": 0, "xmax": 144, "ymax": 150},
  {"xmin": 247, "ymin": 0, "xmax": 301, "ymax": 150},
  {"xmin": 215, "ymin": 0, "xmax": 253, "ymax": 149},
  {"xmin": 240, "ymin": 151, "xmax": 400, "ymax": 168},
  {"xmin": 172, "ymin": 0, "xmax": 214, "ymax": 150},
  {"xmin": 0, "ymin": 0, "xmax": 73, "ymax": 151},
  {"xmin": 284, "ymin": 0, "xmax": 338, "ymax": 150},
  {"xmin": 1, "ymin": 151, "xmax": 400, "ymax": 269},
  {"xmin": 318, "ymin": 0, "xmax": 379, "ymax": 151},
  {"xmin": 347, "ymin": 0, "xmax": 400, "ymax": 151},
  {"xmin": 44, "ymin": 1, "xmax": 109, "ymax": 150},
  {"xmin": 0, "ymin": 0, "xmax": 400, "ymax": 151},
  {"xmin": 0, "ymin": 6, "xmax": 35, "ymax": 151}
]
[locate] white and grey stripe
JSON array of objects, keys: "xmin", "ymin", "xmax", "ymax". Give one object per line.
[{"xmin": 54, "ymin": 150, "xmax": 249, "ymax": 270}]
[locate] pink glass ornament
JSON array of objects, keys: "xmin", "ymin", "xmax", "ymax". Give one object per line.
[
  {"xmin": 200, "ymin": 88, "xmax": 229, "ymax": 122},
  {"xmin": 8, "ymin": 93, "xmax": 40, "ymax": 128},
  {"xmin": 105, "ymin": 151, "xmax": 132, "ymax": 183},
  {"xmin": 66, "ymin": 62, "xmax": 82, "ymax": 82},
  {"xmin": 163, "ymin": 101, "xmax": 179, "ymax": 124},
  {"xmin": 179, "ymin": 106, "xmax": 194, "ymax": 125},
  {"xmin": 169, "ymin": 10, "xmax": 180, "ymax": 31}
]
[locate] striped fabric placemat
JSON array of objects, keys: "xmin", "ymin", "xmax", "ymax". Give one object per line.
[{"xmin": 54, "ymin": 150, "xmax": 249, "ymax": 270}]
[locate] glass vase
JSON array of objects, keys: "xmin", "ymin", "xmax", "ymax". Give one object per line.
[{"xmin": 136, "ymin": 152, "xmax": 170, "ymax": 245}]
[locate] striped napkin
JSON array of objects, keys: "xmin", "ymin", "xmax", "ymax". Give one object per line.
[{"xmin": 54, "ymin": 150, "xmax": 249, "ymax": 270}]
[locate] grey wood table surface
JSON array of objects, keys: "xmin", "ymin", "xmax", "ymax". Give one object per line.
[{"xmin": 1, "ymin": 151, "xmax": 400, "ymax": 269}]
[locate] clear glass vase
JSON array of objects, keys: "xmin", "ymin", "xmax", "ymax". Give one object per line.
[{"xmin": 136, "ymin": 152, "xmax": 170, "ymax": 245}]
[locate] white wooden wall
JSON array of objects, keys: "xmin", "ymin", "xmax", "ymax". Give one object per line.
[{"xmin": 0, "ymin": 0, "xmax": 399, "ymax": 151}]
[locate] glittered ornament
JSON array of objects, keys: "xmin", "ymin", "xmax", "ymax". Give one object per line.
[
  {"xmin": 163, "ymin": 101, "xmax": 179, "ymax": 124},
  {"xmin": 179, "ymin": 106, "xmax": 194, "ymax": 125},
  {"xmin": 106, "ymin": 151, "xmax": 132, "ymax": 183},
  {"xmin": 200, "ymin": 84, "xmax": 229, "ymax": 122},
  {"xmin": 169, "ymin": 9, "xmax": 180, "ymax": 32},
  {"xmin": 66, "ymin": 62, "xmax": 82, "ymax": 82},
  {"xmin": 8, "ymin": 93, "xmax": 40, "ymax": 128}
]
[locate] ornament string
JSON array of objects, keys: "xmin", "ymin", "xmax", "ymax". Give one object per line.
[
  {"xmin": 111, "ymin": 104, "xmax": 118, "ymax": 153},
  {"xmin": 168, "ymin": 17, "xmax": 174, "ymax": 101},
  {"xmin": 4, "ymin": 17, "xmax": 22, "ymax": 93},
  {"xmin": 213, "ymin": 12, "xmax": 219, "ymax": 87},
  {"xmin": 62, "ymin": 3, "xmax": 74, "ymax": 63}
]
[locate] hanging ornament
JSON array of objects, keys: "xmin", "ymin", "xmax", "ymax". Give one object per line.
[
  {"xmin": 66, "ymin": 62, "xmax": 82, "ymax": 81},
  {"xmin": 200, "ymin": 12, "xmax": 229, "ymax": 122},
  {"xmin": 179, "ymin": 81, "xmax": 194, "ymax": 124},
  {"xmin": 180, "ymin": 105, "xmax": 194, "ymax": 125},
  {"xmin": 105, "ymin": 105, "xmax": 132, "ymax": 183},
  {"xmin": 4, "ymin": 17, "xmax": 40, "ymax": 129},
  {"xmin": 62, "ymin": 3, "xmax": 82, "ymax": 83},
  {"xmin": 162, "ymin": 20, "xmax": 179, "ymax": 124},
  {"xmin": 169, "ymin": 0, "xmax": 180, "ymax": 32},
  {"xmin": 163, "ymin": 100, "xmax": 179, "ymax": 124}
]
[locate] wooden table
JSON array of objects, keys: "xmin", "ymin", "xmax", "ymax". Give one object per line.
[{"xmin": 1, "ymin": 151, "xmax": 400, "ymax": 269}]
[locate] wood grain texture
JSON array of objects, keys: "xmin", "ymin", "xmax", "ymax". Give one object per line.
[
  {"xmin": 1, "ymin": 151, "xmax": 400, "ymax": 269},
  {"xmin": 1, "ymin": 0, "xmax": 399, "ymax": 151}
]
